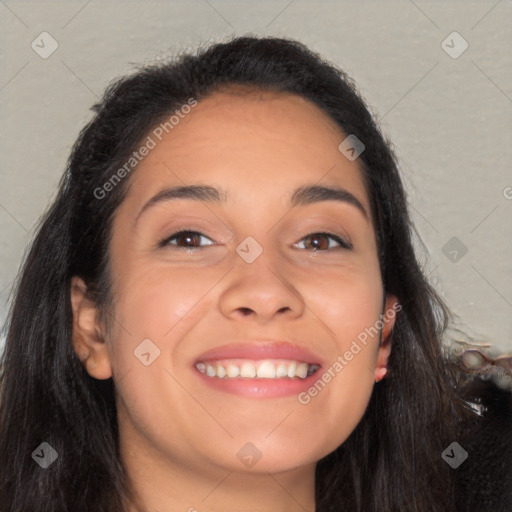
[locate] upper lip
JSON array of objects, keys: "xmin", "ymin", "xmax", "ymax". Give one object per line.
[{"xmin": 195, "ymin": 340, "xmax": 323, "ymax": 366}]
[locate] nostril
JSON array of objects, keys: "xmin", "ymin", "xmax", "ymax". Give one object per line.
[{"xmin": 239, "ymin": 307, "xmax": 252, "ymax": 316}]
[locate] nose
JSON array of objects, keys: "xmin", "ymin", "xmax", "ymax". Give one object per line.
[{"xmin": 218, "ymin": 254, "xmax": 306, "ymax": 324}]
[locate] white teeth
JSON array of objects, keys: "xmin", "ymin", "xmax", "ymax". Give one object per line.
[
  {"xmin": 240, "ymin": 362, "xmax": 256, "ymax": 378},
  {"xmin": 276, "ymin": 363, "xmax": 288, "ymax": 378},
  {"xmin": 195, "ymin": 359, "xmax": 318, "ymax": 380},
  {"xmin": 226, "ymin": 363, "xmax": 240, "ymax": 378},
  {"xmin": 216, "ymin": 364, "xmax": 226, "ymax": 378},
  {"xmin": 256, "ymin": 361, "xmax": 276, "ymax": 378},
  {"xmin": 295, "ymin": 362, "xmax": 309, "ymax": 379}
]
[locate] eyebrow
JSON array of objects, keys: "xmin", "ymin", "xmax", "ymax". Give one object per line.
[
  {"xmin": 134, "ymin": 185, "xmax": 227, "ymax": 226},
  {"xmin": 291, "ymin": 185, "xmax": 368, "ymax": 220},
  {"xmin": 134, "ymin": 183, "xmax": 368, "ymax": 226}
]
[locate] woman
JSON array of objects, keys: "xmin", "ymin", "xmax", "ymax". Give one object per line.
[{"xmin": 0, "ymin": 35, "xmax": 497, "ymax": 511}]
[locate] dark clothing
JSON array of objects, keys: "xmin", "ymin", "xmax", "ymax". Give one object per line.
[{"xmin": 454, "ymin": 378, "xmax": 512, "ymax": 512}]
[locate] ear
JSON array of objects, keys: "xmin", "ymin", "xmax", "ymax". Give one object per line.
[
  {"xmin": 375, "ymin": 294, "xmax": 400, "ymax": 382},
  {"xmin": 70, "ymin": 276, "xmax": 112, "ymax": 380}
]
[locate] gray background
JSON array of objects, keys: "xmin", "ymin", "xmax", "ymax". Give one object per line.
[{"xmin": 1, "ymin": 0, "xmax": 511, "ymax": 353}]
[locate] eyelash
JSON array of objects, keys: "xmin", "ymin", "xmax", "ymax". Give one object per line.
[{"xmin": 158, "ymin": 229, "xmax": 352, "ymax": 251}]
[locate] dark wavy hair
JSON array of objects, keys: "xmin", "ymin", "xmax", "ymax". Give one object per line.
[{"xmin": 0, "ymin": 35, "xmax": 476, "ymax": 512}]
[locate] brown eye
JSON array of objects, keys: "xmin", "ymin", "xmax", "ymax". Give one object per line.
[
  {"xmin": 305, "ymin": 233, "xmax": 330, "ymax": 250},
  {"xmin": 296, "ymin": 232, "xmax": 352, "ymax": 251},
  {"xmin": 159, "ymin": 230, "xmax": 214, "ymax": 249}
]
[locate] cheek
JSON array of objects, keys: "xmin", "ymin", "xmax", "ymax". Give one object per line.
[
  {"xmin": 294, "ymin": 262, "xmax": 382, "ymax": 446},
  {"xmin": 111, "ymin": 261, "xmax": 222, "ymax": 337},
  {"xmin": 104, "ymin": 262, "xmax": 221, "ymax": 389},
  {"xmin": 303, "ymin": 257, "xmax": 383, "ymax": 342},
  {"xmin": 105, "ymin": 265, "xmax": 224, "ymax": 466}
]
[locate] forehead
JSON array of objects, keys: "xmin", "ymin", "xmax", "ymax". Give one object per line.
[
  {"xmin": 160, "ymin": 87, "xmax": 346, "ymax": 164},
  {"xmin": 120, "ymin": 88, "xmax": 371, "ymax": 216}
]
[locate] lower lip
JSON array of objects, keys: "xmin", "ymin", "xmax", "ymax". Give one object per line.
[{"xmin": 194, "ymin": 368, "xmax": 321, "ymax": 398}]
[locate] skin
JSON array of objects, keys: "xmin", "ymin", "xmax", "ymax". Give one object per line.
[{"xmin": 71, "ymin": 87, "xmax": 399, "ymax": 512}]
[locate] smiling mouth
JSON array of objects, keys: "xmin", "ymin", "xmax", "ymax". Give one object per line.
[{"xmin": 195, "ymin": 359, "xmax": 320, "ymax": 379}]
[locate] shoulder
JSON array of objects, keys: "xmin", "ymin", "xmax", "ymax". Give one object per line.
[{"xmin": 452, "ymin": 376, "xmax": 512, "ymax": 512}]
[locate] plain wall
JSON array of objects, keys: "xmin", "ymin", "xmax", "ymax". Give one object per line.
[{"xmin": 1, "ymin": 0, "xmax": 511, "ymax": 353}]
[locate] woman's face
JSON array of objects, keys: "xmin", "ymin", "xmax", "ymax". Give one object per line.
[{"xmin": 74, "ymin": 88, "xmax": 397, "ymax": 476}]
